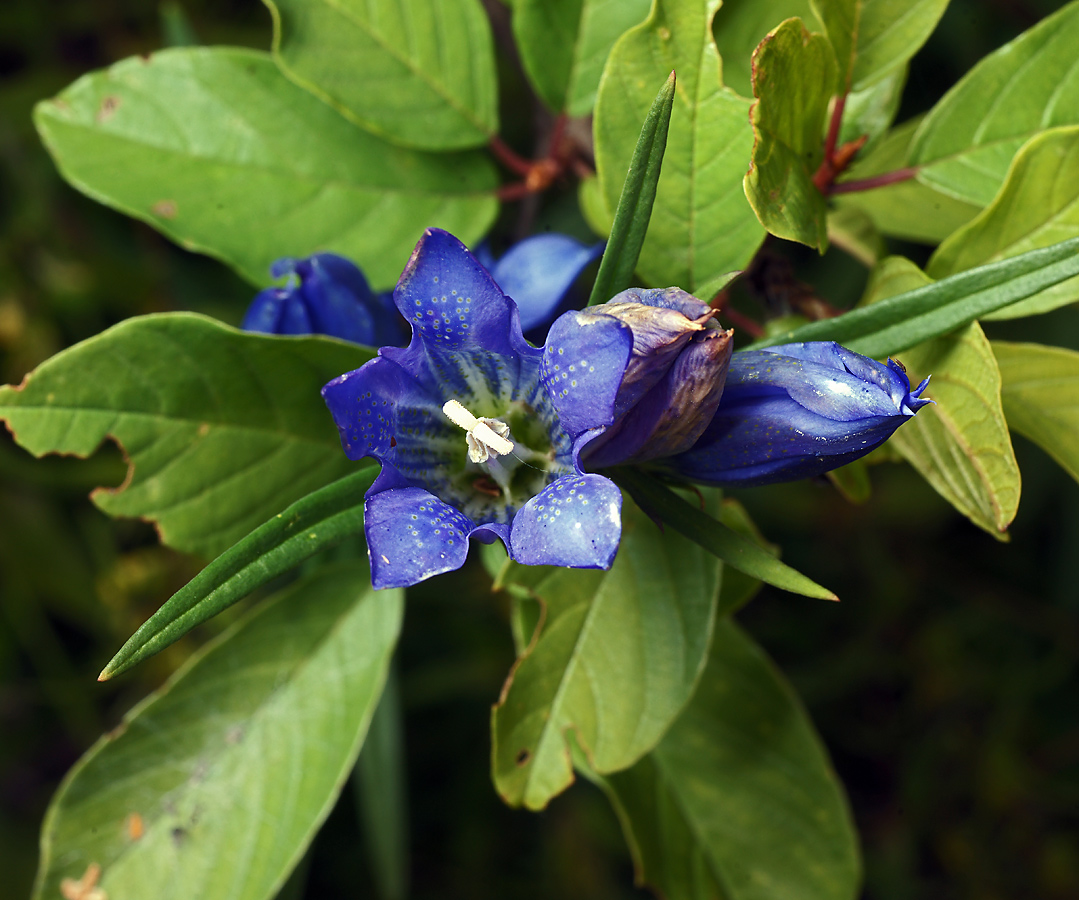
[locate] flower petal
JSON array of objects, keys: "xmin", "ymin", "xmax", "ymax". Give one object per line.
[
  {"xmin": 542, "ymin": 310, "xmax": 632, "ymax": 437},
  {"xmin": 490, "ymin": 234, "xmax": 603, "ymax": 333},
  {"xmin": 509, "ymin": 474, "xmax": 622, "ymax": 569},
  {"xmin": 365, "ymin": 486, "xmax": 474, "ymax": 588}
]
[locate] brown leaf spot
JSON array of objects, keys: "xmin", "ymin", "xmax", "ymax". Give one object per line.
[
  {"xmin": 515, "ymin": 748, "xmax": 531, "ymax": 767},
  {"xmin": 60, "ymin": 862, "xmax": 107, "ymax": 900},
  {"xmin": 96, "ymin": 95, "xmax": 120, "ymax": 124},
  {"xmin": 151, "ymin": 200, "xmax": 177, "ymax": 219},
  {"xmin": 125, "ymin": 812, "xmax": 144, "ymax": 841}
]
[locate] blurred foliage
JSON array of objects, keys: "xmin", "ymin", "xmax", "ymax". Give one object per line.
[{"xmin": 1, "ymin": 1, "xmax": 1077, "ymax": 899}]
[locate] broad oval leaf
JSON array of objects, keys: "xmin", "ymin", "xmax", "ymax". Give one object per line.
[
  {"xmin": 929, "ymin": 126, "xmax": 1079, "ymax": 320},
  {"xmin": 491, "ymin": 495, "xmax": 722, "ymax": 810},
  {"xmin": 835, "ymin": 116, "xmax": 980, "ymax": 244},
  {"xmin": 744, "ymin": 17, "xmax": 837, "ymax": 250},
  {"xmin": 512, "ymin": 0, "xmax": 651, "ymax": 116},
  {"xmin": 864, "ymin": 257, "xmax": 1020, "ymax": 536},
  {"xmin": 712, "ymin": 0, "xmax": 820, "ymax": 100},
  {"xmin": 811, "ymin": 0, "xmax": 948, "ymax": 92},
  {"xmin": 266, "ymin": 0, "xmax": 498, "ymax": 150},
  {"xmin": 594, "ymin": 0, "xmax": 766, "ymax": 299},
  {"xmin": 0, "ymin": 313, "xmax": 372, "ymax": 559},
  {"xmin": 33, "ymin": 562, "xmax": 404, "ymax": 900},
  {"xmin": 33, "ymin": 48, "xmax": 498, "ymax": 290},
  {"xmin": 590, "ymin": 619, "xmax": 861, "ymax": 900},
  {"xmin": 994, "ymin": 340, "xmax": 1079, "ymax": 485},
  {"xmin": 908, "ymin": 0, "xmax": 1079, "ymax": 206}
]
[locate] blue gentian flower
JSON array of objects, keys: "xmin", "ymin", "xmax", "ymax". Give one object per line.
[
  {"xmin": 544, "ymin": 287, "xmax": 733, "ymax": 469},
  {"xmin": 475, "ymin": 234, "xmax": 603, "ymax": 338},
  {"xmin": 664, "ymin": 341, "xmax": 932, "ymax": 487},
  {"xmin": 321, "ymin": 229, "xmax": 623, "ymax": 589},
  {"xmin": 242, "ymin": 253, "xmax": 404, "ymax": 347}
]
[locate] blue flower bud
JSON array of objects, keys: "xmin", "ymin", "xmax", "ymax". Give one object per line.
[
  {"xmin": 545, "ymin": 287, "xmax": 733, "ymax": 468},
  {"xmin": 476, "ymin": 234, "xmax": 604, "ymax": 339},
  {"xmin": 664, "ymin": 341, "xmax": 932, "ymax": 487},
  {"xmin": 242, "ymin": 253, "xmax": 405, "ymax": 347}
]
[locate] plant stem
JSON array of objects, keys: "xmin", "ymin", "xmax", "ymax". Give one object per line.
[{"xmin": 831, "ymin": 167, "xmax": 918, "ymax": 194}]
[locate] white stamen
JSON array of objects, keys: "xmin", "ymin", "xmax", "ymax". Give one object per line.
[{"xmin": 442, "ymin": 399, "xmax": 514, "ymax": 463}]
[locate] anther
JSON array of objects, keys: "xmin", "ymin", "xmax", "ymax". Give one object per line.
[{"xmin": 442, "ymin": 399, "xmax": 514, "ymax": 463}]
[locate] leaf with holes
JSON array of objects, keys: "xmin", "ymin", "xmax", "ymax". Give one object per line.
[
  {"xmin": 744, "ymin": 17, "xmax": 836, "ymax": 250},
  {"xmin": 266, "ymin": 0, "xmax": 498, "ymax": 150},
  {"xmin": 929, "ymin": 126, "xmax": 1079, "ymax": 321},
  {"xmin": 32, "ymin": 563, "xmax": 403, "ymax": 900},
  {"xmin": 33, "ymin": 48, "xmax": 498, "ymax": 290},
  {"xmin": 491, "ymin": 495, "xmax": 721, "ymax": 810},
  {"xmin": 594, "ymin": 0, "xmax": 765, "ymax": 298},
  {"xmin": 512, "ymin": 0, "xmax": 651, "ymax": 116},
  {"xmin": 0, "ymin": 313, "xmax": 372, "ymax": 559},
  {"xmin": 908, "ymin": 0, "xmax": 1079, "ymax": 206},
  {"xmin": 585, "ymin": 619, "xmax": 860, "ymax": 900},
  {"xmin": 864, "ymin": 257, "xmax": 1020, "ymax": 536},
  {"xmin": 994, "ymin": 341, "xmax": 1079, "ymax": 486}
]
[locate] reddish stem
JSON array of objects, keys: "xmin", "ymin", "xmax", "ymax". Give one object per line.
[
  {"xmin": 830, "ymin": 167, "xmax": 918, "ymax": 195},
  {"xmin": 488, "ymin": 135, "xmax": 533, "ymax": 177},
  {"xmin": 710, "ymin": 290, "xmax": 766, "ymax": 338},
  {"xmin": 822, "ymin": 93, "xmax": 847, "ymax": 164}
]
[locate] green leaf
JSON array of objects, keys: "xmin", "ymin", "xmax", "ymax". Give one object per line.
[
  {"xmin": 588, "ymin": 71, "xmax": 676, "ymax": 306},
  {"xmin": 33, "ymin": 562, "xmax": 403, "ymax": 900},
  {"xmin": 589, "ymin": 619, "xmax": 861, "ymax": 900},
  {"xmin": 908, "ymin": 0, "xmax": 1079, "ymax": 206},
  {"xmin": 827, "ymin": 205, "xmax": 885, "ymax": 267},
  {"xmin": 0, "ymin": 313, "xmax": 371, "ymax": 559},
  {"xmin": 100, "ymin": 468, "xmax": 376, "ymax": 680},
  {"xmin": 616, "ymin": 468, "xmax": 838, "ymax": 601},
  {"xmin": 835, "ymin": 116, "xmax": 980, "ymax": 244},
  {"xmin": 751, "ymin": 236, "xmax": 1079, "ymax": 358},
  {"xmin": 491, "ymin": 495, "xmax": 722, "ymax": 810},
  {"xmin": 744, "ymin": 17, "xmax": 837, "ymax": 250},
  {"xmin": 838, "ymin": 65, "xmax": 906, "ymax": 152},
  {"xmin": 513, "ymin": 0, "xmax": 651, "ymax": 116},
  {"xmin": 994, "ymin": 341, "xmax": 1079, "ymax": 485},
  {"xmin": 266, "ymin": 0, "xmax": 498, "ymax": 150},
  {"xmin": 812, "ymin": 0, "xmax": 948, "ymax": 92},
  {"xmin": 33, "ymin": 48, "xmax": 498, "ymax": 290},
  {"xmin": 863, "ymin": 257, "xmax": 1020, "ymax": 535},
  {"xmin": 929, "ymin": 126, "xmax": 1079, "ymax": 320},
  {"xmin": 594, "ymin": 0, "xmax": 766, "ymax": 298},
  {"xmin": 711, "ymin": 0, "xmax": 820, "ymax": 100}
]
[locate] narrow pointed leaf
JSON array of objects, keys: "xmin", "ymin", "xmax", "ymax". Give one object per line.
[
  {"xmin": 594, "ymin": 0, "xmax": 765, "ymax": 297},
  {"xmin": 33, "ymin": 563, "xmax": 404, "ymax": 900},
  {"xmin": 929, "ymin": 126, "xmax": 1079, "ymax": 320},
  {"xmin": 100, "ymin": 467, "xmax": 376, "ymax": 680},
  {"xmin": 588, "ymin": 71, "xmax": 676, "ymax": 306},
  {"xmin": 744, "ymin": 17, "xmax": 837, "ymax": 250},
  {"xmin": 33, "ymin": 48, "xmax": 497, "ymax": 289},
  {"xmin": 994, "ymin": 341, "xmax": 1079, "ymax": 485},
  {"xmin": 751, "ymin": 236, "xmax": 1079, "ymax": 358},
  {"xmin": 909, "ymin": 0, "xmax": 1079, "ymax": 206},
  {"xmin": 616, "ymin": 468, "xmax": 837, "ymax": 601},
  {"xmin": 0, "ymin": 313, "xmax": 372, "ymax": 559},
  {"xmin": 587, "ymin": 620, "xmax": 861, "ymax": 900},
  {"xmin": 491, "ymin": 496, "xmax": 722, "ymax": 810},
  {"xmin": 265, "ymin": 0, "xmax": 497, "ymax": 150}
]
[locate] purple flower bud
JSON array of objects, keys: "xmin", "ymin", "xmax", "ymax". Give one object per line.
[
  {"xmin": 544, "ymin": 287, "xmax": 733, "ymax": 468},
  {"xmin": 242, "ymin": 253, "xmax": 405, "ymax": 346},
  {"xmin": 664, "ymin": 341, "xmax": 932, "ymax": 487}
]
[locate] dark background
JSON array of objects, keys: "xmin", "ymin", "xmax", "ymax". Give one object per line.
[{"xmin": 1, "ymin": 1, "xmax": 1076, "ymax": 897}]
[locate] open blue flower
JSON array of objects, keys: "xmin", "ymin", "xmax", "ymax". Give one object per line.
[
  {"xmin": 664, "ymin": 341, "xmax": 931, "ymax": 487},
  {"xmin": 321, "ymin": 229, "xmax": 623, "ymax": 589},
  {"xmin": 475, "ymin": 234, "xmax": 603, "ymax": 338},
  {"xmin": 242, "ymin": 253, "xmax": 404, "ymax": 347}
]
